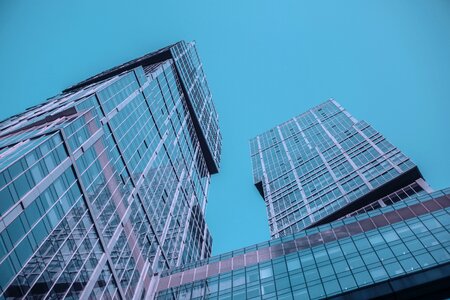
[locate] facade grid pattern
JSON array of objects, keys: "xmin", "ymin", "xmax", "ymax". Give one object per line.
[
  {"xmin": 156, "ymin": 189, "xmax": 450, "ymax": 299},
  {"xmin": 0, "ymin": 41, "xmax": 221, "ymax": 299},
  {"xmin": 250, "ymin": 100, "xmax": 421, "ymax": 238}
]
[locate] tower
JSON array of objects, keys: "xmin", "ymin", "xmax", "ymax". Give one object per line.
[
  {"xmin": 250, "ymin": 100, "xmax": 431, "ymax": 237},
  {"xmin": 0, "ymin": 41, "xmax": 221, "ymax": 299}
]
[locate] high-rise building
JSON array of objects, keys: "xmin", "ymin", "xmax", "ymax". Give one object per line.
[
  {"xmin": 0, "ymin": 41, "xmax": 221, "ymax": 299},
  {"xmin": 250, "ymin": 100, "xmax": 431, "ymax": 238},
  {"xmin": 154, "ymin": 100, "xmax": 450, "ymax": 300}
]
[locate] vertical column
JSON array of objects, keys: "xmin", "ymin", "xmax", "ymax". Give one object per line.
[
  {"xmin": 60, "ymin": 129, "xmax": 126, "ymax": 300},
  {"xmin": 256, "ymin": 136, "xmax": 279, "ymax": 235},
  {"xmin": 276, "ymin": 126, "xmax": 315, "ymax": 227}
]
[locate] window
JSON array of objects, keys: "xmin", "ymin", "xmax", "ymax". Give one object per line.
[
  {"xmin": 384, "ymin": 262, "xmax": 404, "ymax": 277},
  {"xmin": 260, "ymin": 280, "xmax": 275, "ymax": 295},
  {"xmin": 260, "ymin": 266, "xmax": 273, "ymax": 279},
  {"xmin": 287, "ymin": 257, "xmax": 300, "ymax": 271},
  {"xmin": 323, "ymin": 279, "xmax": 341, "ymax": 295},
  {"xmin": 338, "ymin": 275, "xmax": 357, "ymax": 290},
  {"xmin": 369, "ymin": 267, "xmax": 388, "ymax": 281}
]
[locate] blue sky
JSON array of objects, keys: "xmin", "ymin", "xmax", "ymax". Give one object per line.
[{"xmin": 1, "ymin": 0, "xmax": 449, "ymax": 255}]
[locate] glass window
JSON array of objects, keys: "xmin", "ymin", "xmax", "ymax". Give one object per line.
[
  {"xmin": 273, "ymin": 261, "xmax": 287, "ymax": 275},
  {"xmin": 333, "ymin": 260, "xmax": 350, "ymax": 272},
  {"xmin": 287, "ymin": 257, "xmax": 300, "ymax": 271},
  {"xmin": 207, "ymin": 279, "xmax": 218, "ymax": 293},
  {"xmin": 399, "ymin": 257, "xmax": 420, "ymax": 272},
  {"xmin": 362, "ymin": 253, "xmax": 378, "ymax": 265},
  {"xmin": 313, "ymin": 249, "xmax": 328, "ymax": 263},
  {"xmin": 369, "ymin": 266, "xmax": 388, "ymax": 281},
  {"xmin": 323, "ymin": 279, "xmax": 341, "ymax": 295},
  {"xmin": 384, "ymin": 262, "xmax": 404, "ymax": 277},
  {"xmin": 395, "ymin": 224, "xmax": 413, "ymax": 238},
  {"xmin": 391, "ymin": 243, "xmax": 409, "ymax": 255},
  {"xmin": 30, "ymin": 164, "xmax": 44, "ymax": 183},
  {"xmin": 246, "ymin": 269, "xmax": 259, "ymax": 283},
  {"xmin": 304, "ymin": 268, "xmax": 319, "ymax": 281},
  {"xmin": 299, "ymin": 252, "xmax": 314, "ymax": 267},
  {"xmin": 15, "ymin": 236, "xmax": 32, "ymax": 267},
  {"xmin": 415, "ymin": 253, "xmax": 436, "ymax": 267},
  {"xmin": 289, "ymin": 272, "xmax": 305, "ymax": 286},
  {"xmin": 246, "ymin": 285, "xmax": 260, "ymax": 298},
  {"xmin": 232, "ymin": 288, "xmax": 246, "ymax": 300},
  {"xmin": 435, "ymin": 214, "xmax": 450, "ymax": 227},
  {"xmin": 327, "ymin": 245, "xmax": 343, "ymax": 259},
  {"xmin": 275, "ymin": 276, "xmax": 291, "ymax": 291},
  {"xmin": 403, "ymin": 240, "xmax": 422, "ymax": 252},
  {"xmin": 338, "ymin": 275, "xmax": 357, "ymax": 290},
  {"xmin": 308, "ymin": 284, "xmax": 325, "ymax": 299},
  {"xmin": 340, "ymin": 242, "xmax": 357, "ymax": 255},
  {"xmin": 292, "ymin": 289, "xmax": 309, "ymax": 299},
  {"xmin": 382, "ymin": 231, "xmax": 399, "ymax": 243},
  {"xmin": 430, "ymin": 248, "xmax": 450, "ymax": 263},
  {"xmin": 347, "ymin": 256, "xmax": 364, "ymax": 270},
  {"xmin": 7, "ymin": 216, "xmax": 26, "ymax": 246},
  {"xmin": 0, "ymin": 187, "xmax": 14, "ymax": 216},
  {"xmin": 377, "ymin": 248, "xmax": 395, "ymax": 260},
  {"xmin": 24, "ymin": 201, "xmax": 41, "ymax": 227},
  {"xmin": 277, "ymin": 292, "xmax": 293, "ymax": 300},
  {"xmin": 434, "ymin": 231, "xmax": 450, "ymax": 244},
  {"xmin": 232, "ymin": 272, "xmax": 245, "ymax": 287},
  {"xmin": 9, "ymin": 161, "xmax": 24, "ymax": 179},
  {"xmin": 260, "ymin": 266, "xmax": 273, "ymax": 279},
  {"xmin": 14, "ymin": 173, "xmax": 31, "ymax": 199},
  {"xmin": 260, "ymin": 281, "xmax": 275, "ymax": 295},
  {"xmin": 318, "ymin": 264, "xmax": 334, "ymax": 278},
  {"xmin": 420, "ymin": 235, "xmax": 438, "ymax": 248},
  {"xmin": 0, "ymin": 258, "xmax": 15, "ymax": 290},
  {"xmin": 354, "ymin": 238, "xmax": 371, "ymax": 251},
  {"xmin": 368, "ymin": 234, "xmax": 384, "ymax": 247},
  {"xmin": 409, "ymin": 222, "xmax": 427, "ymax": 234},
  {"xmin": 354, "ymin": 270, "xmax": 372, "ymax": 286}
]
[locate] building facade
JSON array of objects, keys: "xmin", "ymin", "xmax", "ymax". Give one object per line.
[
  {"xmin": 155, "ymin": 100, "xmax": 450, "ymax": 299},
  {"xmin": 250, "ymin": 100, "xmax": 431, "ymax": 238},
  {"xmin": 0, "ymin": 41, "xmax": 221, "ymax": 299},
  {"xmin": 1, "ymin": 42, "xmax": 449, "ymax": 299},
  {"xmin": 156, "ymin": 188, "xmax": 450, "ymax": 299}
]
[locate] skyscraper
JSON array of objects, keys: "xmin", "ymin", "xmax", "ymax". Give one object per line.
[
  {"xmin": 250, "ymin": 100, "xmax": 431, "ymax": 238},
  {"xmin": 154, "ymin": 100, "xmax": 450, "ymax": 300},
  {"xmin": 0, "ymin": 41, "xmax": 221, "ymax": 299}
]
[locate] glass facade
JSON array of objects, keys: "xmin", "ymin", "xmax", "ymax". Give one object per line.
[
  {"xmin": 250, "ymin": 100, "xmax": 429, "ymax": 238},
  {"xmin": 0, "ymin": 41, "xmax": 221, "ymax": 299},
  {"xmin": 1, "ymin": 42, "xmax": 448, "ymax": 300},
  {"xmin": 156, "ymin": 188, "xmax": 450, "ymax": 299},
  {"xmin": 154, "ymin": 100, "xmax": 449, "ymax": 300}
]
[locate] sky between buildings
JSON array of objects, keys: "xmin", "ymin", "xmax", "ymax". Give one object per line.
[{"xmin": 1, "ymin": 0, "xmax": 449, "ymax": 255}]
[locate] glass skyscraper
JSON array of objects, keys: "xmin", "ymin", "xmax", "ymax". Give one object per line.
[
  {"xmin": 1, "ymin": 41, "xmax": 449, "ymax": 300},
  {"xmin": 0, "ymin": 41, "xmax": 221, "ymax": 299},
  {"xmin": 155, "ymin": 100, "xmax": 449, "ymax": 299},
  {"xmin": 250, "ymin": 100, "xmax": 431, "ymax": 238}
]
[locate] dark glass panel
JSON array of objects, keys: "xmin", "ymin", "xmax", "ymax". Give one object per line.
[
  {"xmin": 383, "ymin": 211, "xmax": 402, "ymax": 224},
  {"xmin": 372, "ymin": 214, "xmax": 389, "ymax": 227}
]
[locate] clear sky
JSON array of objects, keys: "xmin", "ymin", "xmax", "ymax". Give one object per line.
[{"xmin": 1, "ymin": 0, "xmax": 449, "ymax": 255}]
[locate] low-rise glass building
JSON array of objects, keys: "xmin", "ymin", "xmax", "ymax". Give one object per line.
[{"xmin": 156, "ymin": 188, "xmax": 450, "ymax": 299}]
